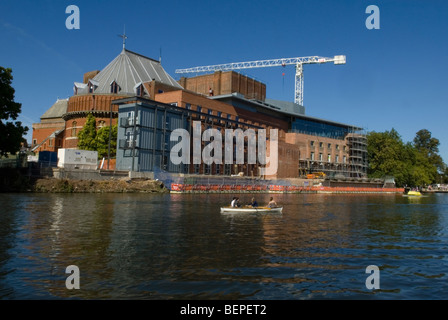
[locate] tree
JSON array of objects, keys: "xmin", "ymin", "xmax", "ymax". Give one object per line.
[
  {"xmin": 77, "ymin": 114, "xmax": 117, "ymax": 159},
  {"xmin": 77, "ymin": 113, "xmax": 97, "ymax": 151},
  {"xmin": 0, "ymin": 67, "xmax": 28, "ymax": 157},
  {"xmin": 96, "ymin": 124, "xmax": 117, "ymax": 159},
  {"xmin": 367, "ymin": 128, "xmax": 446, "ymax": 187},
  {"xmin": 367, "ymin": 128, "xmax": 409, "ymax": 186},
  {"xmin": 413, "ymin": 129, "xmax": 445, "ymax": 172}
]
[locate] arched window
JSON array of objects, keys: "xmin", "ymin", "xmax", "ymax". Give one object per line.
[{"xmin": 72, "ymin": 121, "xmax": 77, "ymax": 137}]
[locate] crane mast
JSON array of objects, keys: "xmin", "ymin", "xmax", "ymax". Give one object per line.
[{"xmin": 175, "ymin": 55, "xmax": 346, "ymax": 106}]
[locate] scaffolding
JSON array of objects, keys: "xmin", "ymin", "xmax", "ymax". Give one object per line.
[{"xmin": 297, "ymin": 128, "xmax": 368, "ymax": 178}]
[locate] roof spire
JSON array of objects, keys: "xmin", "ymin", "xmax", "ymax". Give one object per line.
[{"xmin": 118, "ymin": 25, "xmax": 127, "ymax": 50}]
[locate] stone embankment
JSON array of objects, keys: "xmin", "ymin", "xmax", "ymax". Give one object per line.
[
  {"xmin": 33, "ymin": 177, "xmax": 168, "ymax": 193},
  {"xmin": 0, "ymin": 169, "xmax": 168, "ymax": 193}
]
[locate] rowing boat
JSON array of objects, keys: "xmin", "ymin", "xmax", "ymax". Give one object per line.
[{"xmin": 220, "ymin": 206, "xmax": 283, "ymax": 213}]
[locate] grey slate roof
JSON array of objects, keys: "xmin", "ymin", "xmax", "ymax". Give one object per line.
[
  {"xmin": 75, "ymin": 49, "xmax": 183, "ymax": 95},
  {"xmin": 40, "ymin": 98, "xmax": 68, "ymax": 119}
]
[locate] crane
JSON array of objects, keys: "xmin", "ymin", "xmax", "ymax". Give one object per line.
[{"xmin": 175, "ymin": 55, "xmax": 346, "ymax": 106}]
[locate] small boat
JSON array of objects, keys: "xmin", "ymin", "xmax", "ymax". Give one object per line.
[
  {"xmin": 403, "ymin": 187, "xmax": 423, "ymax": 197},
  {"xmin": 406, "ymin": 190, "xmax": 422, "ymax": 196},
  {"xmin": 220, "ymin": 206, "xmax": 283, "ymax": 214}
]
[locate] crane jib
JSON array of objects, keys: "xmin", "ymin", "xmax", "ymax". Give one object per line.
[{"xmin": 174, "ymin": 55, "xmax": 346, "ymax": 106}]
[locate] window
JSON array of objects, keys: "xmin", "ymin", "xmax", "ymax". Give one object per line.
[
  {"xmin": 328, "ymin": 143, "xmax": 331, "ymax": 149},
  {"xmin": 98, "ymin": 120, "xmax": 106, "ymax": 128},
  {"xmin": 165, "ymin": 116, "xmax": 170, "ymax": 129},
  {"xmin": 310, "ymin": 152, "xmax": 315, "ymax": 161},
  {"xmin": 72, "ymin": 121, "xmax": 77, "ymax": 137},
  {"xmin": 197, "ymin": 106, "xmax": 202, "ymax": 113},
  {"xmin": 49, "ymin": 138, "xmax": 52, "ymax": 147},
  {"xmin": 343, "ymin": 155, "xmax": 347, "ymax": 164},
  {"xmin": 327, "ymin": 154, "xmax": 331, "ymax": 162},
  {"xmin": 163, "ymin": 156, "xmax": 168, "ymax": 170},
  {"xmin": 136, "ymin": 84, "xmax": 144, "ymax": 97},
  {"xmin": 126, "ymin": 131, "xmax": 134, "ymax": 148},
  {"xmin": 336, "ymin": 144, "xmax": 340, "ymax": 150},
  {"xmin": 158, "ymin": 89, "xmax": 164, "ymax": 94},
  {"xmin": 111, "ymin": 81, "xmax": 119, "ymax": 94},
  {"xmin": 186, "ymin": 103, "xmax": 191, "ymax": 110},
  {"xmin": 217, "ymin": 111, "xmax": 222, "ymax": 117},
  {"xmin": 319, "ymin": 153, "xmax": 323, "ymax": 161},
  {"xmin": 208, "ymin": 109, "xmax": 213, "ymax": 115},
  {"xmin": 310, "ymin": 141, "xmax": 315, "ymax": 147},
  {"xmin": 33, "ymin": 139, "xmax": 37, "ymax": 145},
  {"xmin": 319, "ymin": 142, "xmax": 323, "ymax": 148},
  {"xmin": 127, "ymin": 111, "xmax": 135, "ymax": 126},
  {"xmin": 335, "ymin": 155, "xmax": 339, "ymax": 163}
]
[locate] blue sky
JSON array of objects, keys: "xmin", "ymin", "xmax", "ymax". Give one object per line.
[{"xmin": 1, "ymin": 0, "xmax": 447, "ymax": 163}]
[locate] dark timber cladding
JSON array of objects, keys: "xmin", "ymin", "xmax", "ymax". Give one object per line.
[{"xmin": 113, "ymin": 96, "xmax": 265, "ymax": 174}]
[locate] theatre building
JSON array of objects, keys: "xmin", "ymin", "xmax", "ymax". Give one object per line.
[{"xmin": 32, "ymin": 46, "xmax": 367, "ymax": 179}]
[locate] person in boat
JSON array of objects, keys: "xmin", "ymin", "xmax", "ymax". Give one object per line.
[
  {"xmin": 235, "ymin": 197, "xmax": 241, "ymax": 207},
  {"xmin": 248, "ymin": 197, "xmax": 258, "ymax": 207},
  {"xmin": 267, "ymin": 197, "xmax": 277, "ymax": 208},
  {"xmin": 231, "ymin": 197, "xmax": 241, "ymax": 208}
]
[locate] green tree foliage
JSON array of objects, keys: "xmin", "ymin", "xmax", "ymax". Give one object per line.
[
  {"xmin": 367, "ymin": 128, "xmax": 408, "ymax": 186},
  {"xmin": 96, "ymin": 124, "xmax": 117, "ymax": 159},
  {"xmin": 413, "ymin": 129, "xmax": 444, "ymax": 172},
  {"xmin": 0, "ymin": 67, "xmax": 29, "ymax": 157},
  {"xmin": 367, "ymin": 128, "xmax": 446, "ymax": 187},
  {"xmin": 77, "ymin": 113, "xmax": 97, "ymax": 151},
  {"xmin": 77, "ymin": 113, "xmax": 117, "ymax": 159}
]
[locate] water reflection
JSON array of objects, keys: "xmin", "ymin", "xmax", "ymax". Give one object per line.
[{"xmin": 0, "ymin": 192, "xmax": 447, "ymax": 299}]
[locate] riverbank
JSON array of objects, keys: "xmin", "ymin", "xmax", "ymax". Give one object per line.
[
  {"xmin": 0, "ymin": 169, "xmax": 168, "ymax": 193},
  {"xmin": 32, "ymin": 177, "xmax": 169, "ymax": 193}
]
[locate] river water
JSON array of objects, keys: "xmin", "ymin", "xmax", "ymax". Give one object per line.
[{"xmin": 0, "ymin": 192, "xmax": 447, "ymax": 300}]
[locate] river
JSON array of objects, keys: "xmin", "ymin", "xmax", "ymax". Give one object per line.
[{"xmin": 0, "ymin": 192, "xmax": 447, "ymax": 300}]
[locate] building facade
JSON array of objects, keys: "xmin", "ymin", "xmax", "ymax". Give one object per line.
[{"xmin": 32, "ymin": 46, "xmax": 367, "ymax": 178}]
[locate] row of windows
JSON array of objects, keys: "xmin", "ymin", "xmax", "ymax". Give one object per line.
[
  {"xmin": 185, "ymin": 103, "xmax": 240, "ymax": 122},
  {"xmin": 310, "ymin": 141, "xmax": 347, "ymax": 152},
  {"xmin": 69, "ymin": 120, "xmax": 107, "ymax": 137},
  {"xmin": 77, "ymin": 81, "xmax": 148, "ymax": 96},
  {"xmin": 310, "ymin": 152, "xmax": 347, "ymax": 163},
  {"xmin": 292, "ymin": 118, "xmax": 350, "ymax": 140}
]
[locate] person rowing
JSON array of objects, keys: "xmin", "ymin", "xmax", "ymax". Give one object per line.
[
  {"xmin": 267, "ymin": 197, "xmax": 277, "ymax": 208},
  {"xmin": 248, "ymin": 197, "xmax": 258, "ymax": 208}
]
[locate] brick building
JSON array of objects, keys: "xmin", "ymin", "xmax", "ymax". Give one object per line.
[{"xmin": 32, "ymin": 46, "xmax": 367, "ymax": 179}]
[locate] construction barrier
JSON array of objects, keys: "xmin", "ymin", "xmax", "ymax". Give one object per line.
[{"xmin": 171, "ymin": 183, "xmax": 404, "ymax": 194}]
